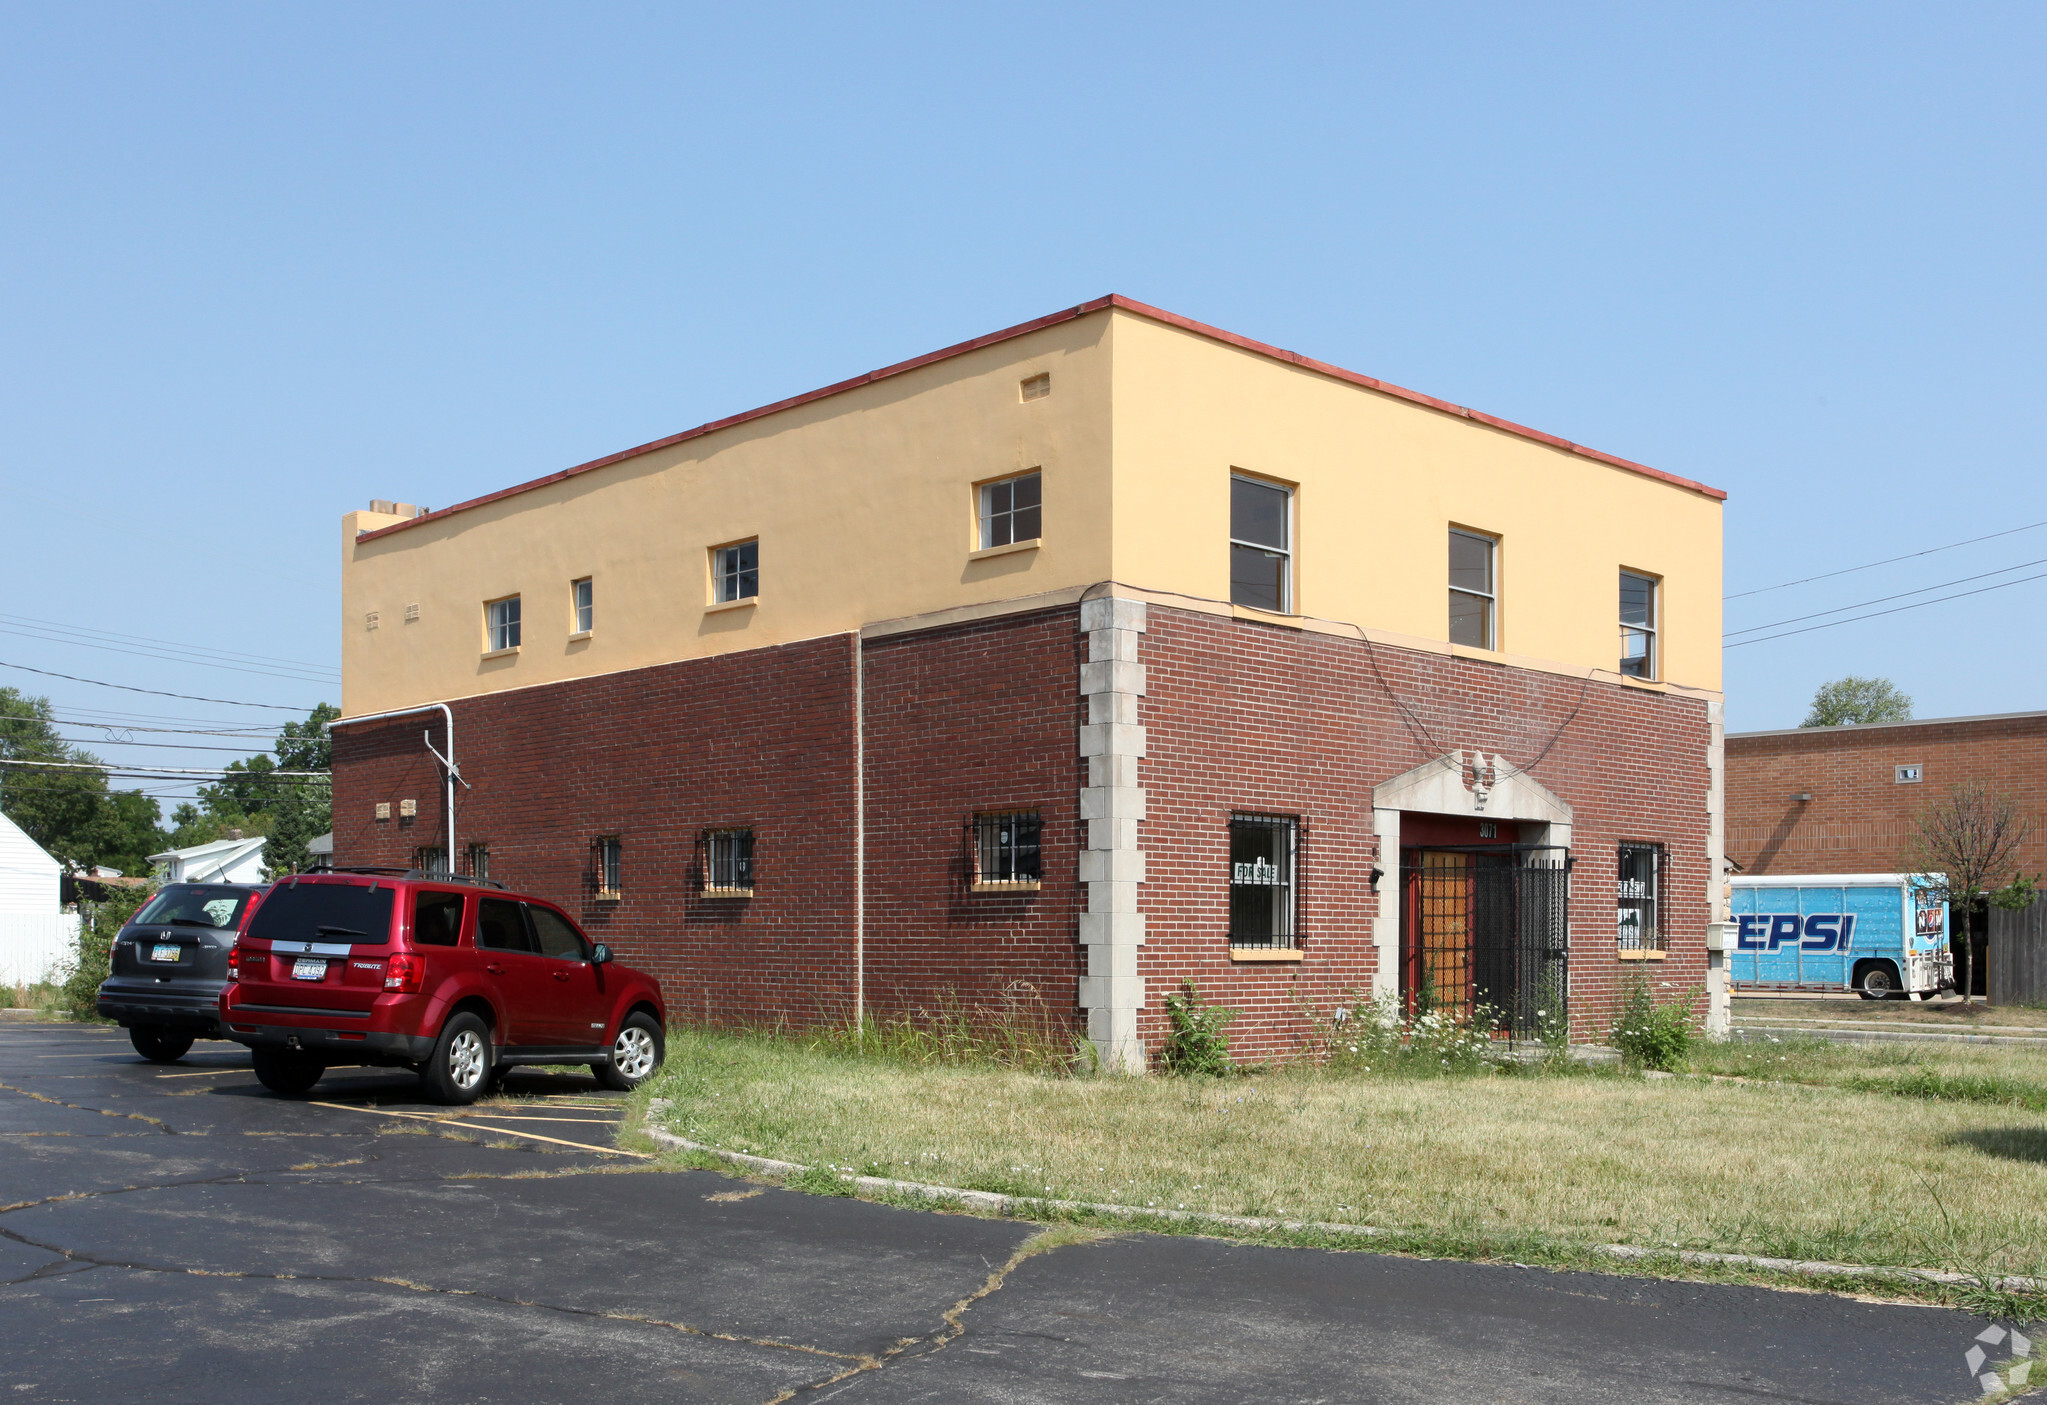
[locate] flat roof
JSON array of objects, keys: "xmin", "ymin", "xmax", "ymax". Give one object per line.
[
  {"xmin": 358, "ymin": 295, "xmax": 1726, "ymax": 545},
  {"xmin": 1729, "ymin": 709, "xmax": 2047, "ymax": 741}
]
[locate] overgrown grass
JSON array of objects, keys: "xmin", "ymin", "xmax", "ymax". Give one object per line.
[
  {"xmin": 641, "ymin": 1024, "xmax": 2047, "ymax": 1293},
  {"xmin": 1693, "ymin": 1036, "xmax": 2047, "ymax": 1112},
  {"xmin": 3, "ymin": 982, "xmax": 64, "ymax": 1013}
]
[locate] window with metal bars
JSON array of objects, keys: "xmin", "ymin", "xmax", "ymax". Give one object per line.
[
  {"xmin": 464, "ymin": 843, "xmax": 490, "ymax": 880},
  {"xmin": 1616, "ymin": 842, "xmax": 1664, "ymax": 952},
  {"xmin": 411, "ymin": 846, "xmax": 448, "ymax": 878},
  {"xmin": 971, "ymin": 811, "xmax": 1041, "ymax": 890},
  {"xmin": 704, "ymin": 829, "xmax": 754, "ymax": 895},
  {"xmin": 594, "ymin": 836, "xmax": 622, "ymax": 901},
  {"xmin": 1228, "ymin": 813, "xmax": 1299, "ymax": 948}
]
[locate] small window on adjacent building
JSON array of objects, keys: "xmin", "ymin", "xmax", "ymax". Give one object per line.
[
  {"xmin": 1228, "ymin": 813, "xmax": 1298, "ymax": 949},
  {"xmin": 978, "ymin": 471, "xmax": 1042, "ymax": 549},
  {"xmin": 572, "ymin": 577, "xmax": 594, "ymax": 634},
  {"xmin": 1230, "ymin": 476, "xmax": 1292, "ymax": 612},
  {"xmin": 485, "ymin": 596, "xmax": 521, "ymax": 652},
  {"xmin": 973, "ymin": 811, "xmax": 1042, "ymax": 890},
  {"xmin": 1617, "ymin": 843, "xmax": 1663, "ymax": 953},
  {"xmin": 705, "ymin": 829, "xmax": 754, "ymax": 895},
  {"xmin": 411, "ymin": 846, "xmax": 448, "ymax": 878},
  {"xmin": 595, "ymin": 836, "xmax": 622, "ymax": 901},
  {"xmin": 1620, "ymin": 571, "xmax": 1657, "ymax": 679},
  {"xmin": 465, "ymin": 843, "xmax": 490, "ymax": 880},
  {"xmin": 714, "ymin": 541, "xmax": 758, "ymax": 603},
  {"xmin": 1020, "ymin": 373, "xmax": 1051, "ymax": 401},
  {"xmin": 1448, "ymin": 530, "xmax": 1496, "ymax": 649}
]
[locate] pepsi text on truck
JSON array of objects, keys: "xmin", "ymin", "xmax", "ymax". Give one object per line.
[{"xmin": 1729, "ymin": 874, "xmax": 1951, "ymax": 999}]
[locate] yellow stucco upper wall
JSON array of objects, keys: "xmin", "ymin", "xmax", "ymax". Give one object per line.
[
  {"xmin": 1106, "ymin": 310, "xmax": 1724, "ymax": 691},
  {"xmin": 341, "ymin": 316, "xmax": 1114, "ymax": 716}
]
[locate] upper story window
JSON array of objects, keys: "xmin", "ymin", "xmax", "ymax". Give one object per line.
[
  {"xmin": 714, "ymin": 541, "xmax": 758, "ymax": 603},
  {"xmin": 705, "ymin": 828, "xmax": 754, "ymax": 895},
  {"xmin": 973, "ymin": 810, "xmax": 1041, "ymax": 891},
  {"xmin": 1230, "ymin": 475, "xmax": 1292, "ymax": 612},
  {"xmin": 1020, "ymin": 373, "xmax": 1051, "ymax": 401},
  {"xmin": 1228, "ymin": 813, "xmax": 1298, "ymax": 949},
  {"xmin": 1448, "ymin": 529, "xmax": 1496, "ymax": 649},
  {"xmin": 1619, "ymin": 571, "xmax": 1657, "ymax": 679},
  {"xmin": 1617, "ymin": 842, "xmax": 1663, "ymax": 953},
  {"xmin": 979, "ymin": 472, "xmax": 1041, "ymax": 549},
  {"xmin": 572, "ymin": 577, "xmax": 594, "ymax": 634},
  {"xmin": 485, "ymin": 595, "xmax": 521, "ymax": 652}
]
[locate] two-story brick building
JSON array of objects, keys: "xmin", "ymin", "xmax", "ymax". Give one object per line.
[{"xmin": 331, "ymin": 295, "xmax": 1728, "ymax": 1068}]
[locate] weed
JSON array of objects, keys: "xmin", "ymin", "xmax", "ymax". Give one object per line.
[
  {"xmin": 1610, "ymin": 974, "xmax": 1698, "ymax": 1071},
  {"xmin": 1159, "ymin": 979, "xmax": 1235, "ymax": 1076}
]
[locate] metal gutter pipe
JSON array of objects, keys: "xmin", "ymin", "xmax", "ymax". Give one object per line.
[{"xmin": 326, "ymin": 703, "xmax": 458, "ymax": 865}]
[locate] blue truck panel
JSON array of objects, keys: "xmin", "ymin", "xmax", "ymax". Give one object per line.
[{"xmin": 1731, "ymin": 875, "xmax": 1949, "ymax": 996}]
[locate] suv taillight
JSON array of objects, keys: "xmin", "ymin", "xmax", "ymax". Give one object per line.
[
  {"xmin": 384, "ymin": 953, "xmax": 424, "ymax": 993},
  {"xmin": 227, "ymin": 946, "xmax": 243, "ymax": 982}
]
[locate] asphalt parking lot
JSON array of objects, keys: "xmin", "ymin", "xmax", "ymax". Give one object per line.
[{"xmin": 0, "ymin": 1021, "xmax": 2027, "ymax": 1404}]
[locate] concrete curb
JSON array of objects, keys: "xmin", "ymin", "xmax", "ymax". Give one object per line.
[{"xmin": 637, "ymin": 1110, "xmax": 2045, "ymax": 1297}]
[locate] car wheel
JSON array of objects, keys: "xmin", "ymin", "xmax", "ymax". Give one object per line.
[
  {"xmin": 422, "ymin": 1012, "xmax": 494, "ymax": 1105},
  {"xmin": 252, "ymin": 1048, "xmax": 325, "ymax": 1096},
  {"xmin": 129, "ymin": 1024, "xmax": 195, "ymax": 1063},
  {"xmin": 1858, "ymin": 964, "xmax": 1898, "ymax": 1000},
  {"xmin": 595, "ymin": 1013, "xmax": 663, "ymax": 1091}
]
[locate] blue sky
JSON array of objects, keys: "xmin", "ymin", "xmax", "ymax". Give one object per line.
[{"xmin": 2, "ymin": 2, "xmax": 2042, "ymax": 800}]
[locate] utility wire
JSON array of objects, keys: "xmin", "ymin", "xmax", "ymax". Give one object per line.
[
  {"xmin": 1725, "ymin": 554, "xmax": 2047, "ymax": 638},
  {"xmin": 0, "ymin": 758, "xmax": 327, "ymax": 779},
  {"xmin": 1726, "ymin": 570, "xmax": 2047, "ymax": 648},
  {"xmin": 0, "ymin": 624, "xmax": 338, "ymax": 685},
  {"xmin": 1725, "ymin": 518, "xmax": 2047, "ymax": 600},
  {"xmin": 0, "ymin": 612, "xmax": 339, "ymax": 678},
  {"xmin": 0, "ymin": 660, "xmax": 311, "ymax": 711}
]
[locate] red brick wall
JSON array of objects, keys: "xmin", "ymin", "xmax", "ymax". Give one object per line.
[
  {"xmin": 1138, "ymin": 606, "xmax": 1714, "ymax": 1055},
  {"xmin": 1726, "ymin": 715, "xmax": 2047, "ymax": 877},
  {"xmin": 331, "ymin": 634, "xmax": 863, "ymax": 1029},
  {"xmin": 860, "ymin": 606, "xmax": 1087, "ymax": 1034}
]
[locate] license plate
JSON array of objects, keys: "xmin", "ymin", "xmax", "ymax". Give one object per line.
[
  {"xmin": 150, "ymin": 944, "xmax": 181, "ymax": 963},
  {"xmin": 291, "ymin": 958, "xmax": 327, "ymax": 982}
]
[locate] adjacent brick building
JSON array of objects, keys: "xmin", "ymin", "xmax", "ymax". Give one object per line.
[{"xmin": 331, "ymin": 296, "xmax": 1730, "ymax": 1067}]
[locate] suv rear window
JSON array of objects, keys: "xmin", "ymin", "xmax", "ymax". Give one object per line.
[
  {"xmin": 135, "ymin": 884, "xmax": 255, "ymax": 930},
  {"xmin": 246, "ymin": 883, "xmax": 397, "ymax": 946}
]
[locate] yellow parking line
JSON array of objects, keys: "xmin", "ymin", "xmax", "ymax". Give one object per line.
[
  {"xmin": 308, "ymin": 1101, "xmax": 650, "ymax": 1159},
  {"xmin": 156, "ymin": 1068, "xmax": 250, "ymax": 1079}
]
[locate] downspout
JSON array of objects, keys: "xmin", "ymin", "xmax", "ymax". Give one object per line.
[
  {"xmin": 326, "ymin": 702, "xmax": 459, "ymax": 865},
  {"xmin": 852, "ymin": 631, "xmax": 865, "ymax": 1037}
]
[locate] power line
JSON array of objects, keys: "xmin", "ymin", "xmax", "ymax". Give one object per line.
[
  {"xmin": 1725, "ymin": 518, "xmax": 2047, "ymax": 601},
  {"xmin": 0, "ymin": 623, "xmax": 338, "ymax": 685},
  {"xmin": 1725, "ymin": 554, "xmax": 2047, "ymax": 638},
  {"xmin": 0, "ymin": 660, "xmax": 312, "ymax": 711},
  {"xmin": 0, "ymin": 758, "xmax": 327, "ymax": 779},
  {"xmin": 53, "ymin": 718, "xmax": 281, "ymax": 738},
  {"xmin": 1725, "ymin": 569, "xmax": 2047, "ymax": 648},
  {"xmin": 0, "ymin": 612, "xmax": 338, "ymax": 676},
  {"xmin": 53, "ymin": 737, "xmax": 281, "ymax": 755}
]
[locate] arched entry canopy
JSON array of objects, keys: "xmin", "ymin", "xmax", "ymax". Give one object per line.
[{"xmin": 1370, "ymin": 753, "xmax": 1574, "ymax": 1026}]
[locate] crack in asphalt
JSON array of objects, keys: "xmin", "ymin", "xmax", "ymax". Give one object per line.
[{"xmin": 0, "ymin": 1079, "xmax": 177, "ymax": 1132}]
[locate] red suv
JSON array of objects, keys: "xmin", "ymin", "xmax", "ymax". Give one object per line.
[{"xmin": 220, "ymin": 869, "xmax": 666, "ymax": 1103}]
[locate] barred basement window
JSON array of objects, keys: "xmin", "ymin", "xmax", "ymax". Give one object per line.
[
  {"xmin": 705, "ymin": 829, "xmax": 754, "ymax": 896},
  {"xmin": 595, "ymin": 836, "xmax": 622, "ymax": 901},
  {"xmin": 1228, "ymin": 813, "xmax": 1298, "ymax": 949},
  {"xmin": 464, "ymin": 843, "xmax": 490, "ymax": 880},
  {"xmin": 1617, "ymin": 842, "xmax": 1664, "ymax": 956},
  {"xmin": 411, "ymin": 846, "xmax": 448, "ymax": 879},
  {"xmin": 972, "ymin": 811, "xmax": 1041, "ymax": 891}
]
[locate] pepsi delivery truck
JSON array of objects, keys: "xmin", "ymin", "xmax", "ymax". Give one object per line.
[{"xmin": 1730, "ymin": 874, "xmax": 1951, "ymax": 999}]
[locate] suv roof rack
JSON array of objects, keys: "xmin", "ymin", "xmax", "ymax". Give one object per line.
[{"xmin": 320, "ymin": 866, "xmax": 509, "ymax": 890}]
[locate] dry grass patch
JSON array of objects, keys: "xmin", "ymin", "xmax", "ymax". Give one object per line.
[{"xmin": 645, "ymin": 1028, "xmax": 2047, "ymax": 1282}]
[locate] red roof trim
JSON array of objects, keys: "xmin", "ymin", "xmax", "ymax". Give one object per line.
[{"xmin": 358, "ymin": 295, "xmax": 1723, "ymax": 543}]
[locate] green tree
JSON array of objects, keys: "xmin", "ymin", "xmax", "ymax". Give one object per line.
[
  {"xmin": 1903, "ymin": 783, "xmax": 2035, "ymax": 1005},
  {"xmin": 1802, "ymin": 676, "xmax": 1914, "ymax": 728},
  {"xmin": 0, "ymin": 688, "xmax": 165, "ymax": 872},
  {"xmin": 179, "ymin": 703, "xmax": 335, "ymax": 876}
]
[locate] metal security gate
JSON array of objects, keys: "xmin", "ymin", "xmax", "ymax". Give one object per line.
[{"xmin": 1400, "ymin": 845, "xmax": 1569, "ymax": 1037}]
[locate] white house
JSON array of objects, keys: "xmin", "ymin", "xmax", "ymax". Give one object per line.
[
  {"xmin": 148, "ymin": 835, "xmax": 268, "ymax": 886},
  {"xmin": 0, "ymin": 811, "xmax": 79, "ymax": 989}
]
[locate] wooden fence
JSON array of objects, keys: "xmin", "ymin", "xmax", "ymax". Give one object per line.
[{"xmin": 1988, "ymin": 897, "xmax": 2047, "ymax": 1006}]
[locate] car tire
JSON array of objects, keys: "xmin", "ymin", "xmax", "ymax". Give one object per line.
[
  {"xmin": 252, "ymin": 1048, "xmax": 326, "ymax": 1096},
  {"xmin": 596, "ymin": 1012, "xmax": 664, "ymax": 1091},
  {"xmin": 422, "ymin": 1012, "xmax": 494, "ymax": 1105},
  {"xmin": 129, "ymin": 1024, "xmax": 195, "ymax": 1064},
  {"xmin": 1857, "ymin": 963, "xmax": 1899, "ymax": 1000}
]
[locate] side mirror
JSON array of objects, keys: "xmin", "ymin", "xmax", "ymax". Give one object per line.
[{"xmin": 590, "ymin": 943, "xmax": 614, "ymax": 966}]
